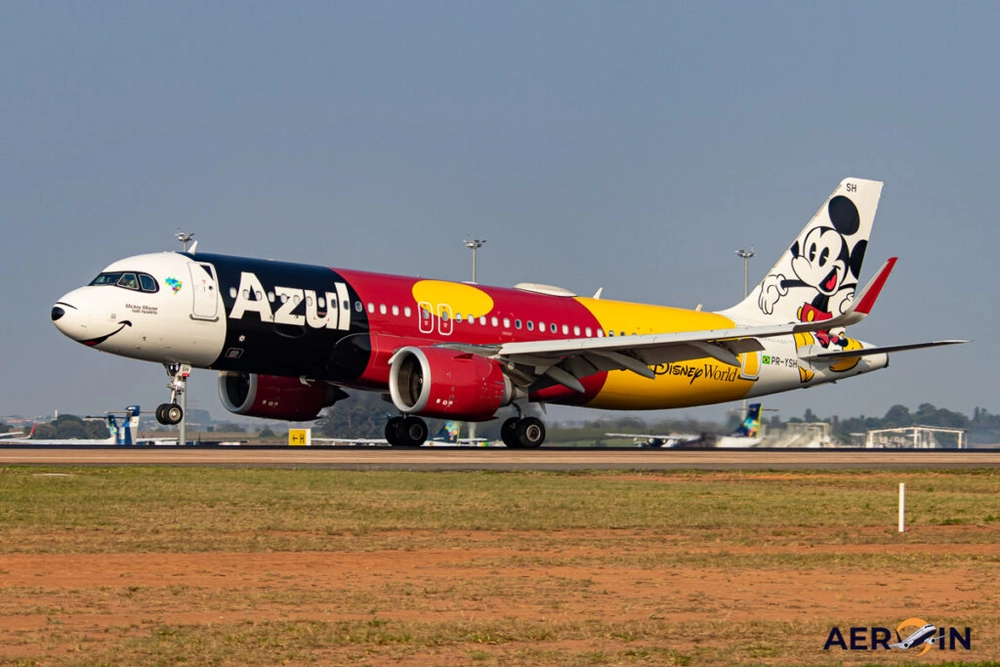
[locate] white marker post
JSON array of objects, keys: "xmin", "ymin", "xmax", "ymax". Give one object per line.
[{"xmin": 898, "ymin": 483, "xmax": 906, "ymax": 533}]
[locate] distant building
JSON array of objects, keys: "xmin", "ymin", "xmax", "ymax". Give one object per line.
[{"xmin": 863, "ymin": 426, "xmax": 966, "ymax": 449}]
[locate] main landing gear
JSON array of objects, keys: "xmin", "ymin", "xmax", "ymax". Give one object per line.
[
  {"xmin": 500, "ymin": 415, "xmax": 546, "ymax": 449},
  {"xmin": 382, "ymin": 411, "xmax": 546, "ymax": 448},
  {"xmin": 156, "ymin": 363, "xmax": 190, "ymax": 426},
  {"xmin": 385, "ymin": 415, "xmax": 428, "ymax": 447}
]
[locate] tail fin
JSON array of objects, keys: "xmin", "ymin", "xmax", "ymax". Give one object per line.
[
  {"xmin": 730, "ymin": 403, "xmax": 762, "ymax": 438},
  {"xmin": 719, "ymin": 178, "xmax": 884, "ymax": 324}
]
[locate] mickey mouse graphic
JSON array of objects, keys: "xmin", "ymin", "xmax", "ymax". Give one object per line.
[{"xmin": 758, "ymin": 195, "xmax": 867, "ymax": 348}]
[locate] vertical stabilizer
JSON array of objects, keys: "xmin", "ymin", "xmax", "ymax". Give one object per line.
[
  {"xmin": 719, "ymin": 178, "xmax": 883, "ymax": 325},
  {"xmin": 730, "ymin": 403, "xmax": 762, "ymax": 438}
]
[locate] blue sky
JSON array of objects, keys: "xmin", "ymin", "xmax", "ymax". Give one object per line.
[{"xmin": 2, "ymin": 2, "xmax": 996, "ymax": 424}]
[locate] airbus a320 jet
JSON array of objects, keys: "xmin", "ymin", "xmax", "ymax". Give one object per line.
[{"xmin": 51, "ymin": 178, "xmax": 964, "ymax": 447}]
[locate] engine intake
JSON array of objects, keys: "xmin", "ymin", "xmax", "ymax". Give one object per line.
[
  {"xmin": 388, "ymin": 346, "xmax": 513, "ymax": 421},
  {"xmin": 218, "ymin": 372, "xmax": 343, "ymax": 421}
]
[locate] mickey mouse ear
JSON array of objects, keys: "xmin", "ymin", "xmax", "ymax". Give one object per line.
[
  {"xmin": 849, "ymin": 239, "xmax": 867, "ymax": 278},
  {"xmin": 828, "ymin": 195, "xmax": 860, "ymax": 235}
]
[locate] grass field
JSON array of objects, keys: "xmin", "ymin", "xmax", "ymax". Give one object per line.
[{"xmin": 1, "ymin": 467, "xmax": 999, "ymax": 665}]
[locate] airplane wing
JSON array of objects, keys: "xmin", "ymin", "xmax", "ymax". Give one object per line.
[{"xmin": 441, "ymin": 258, "xmax": 906, "ymax": 393}]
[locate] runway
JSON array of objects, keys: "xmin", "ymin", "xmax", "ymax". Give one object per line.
[{"xmin": 2, "ymin": 446, "xmax": 999, "ymax": 470}]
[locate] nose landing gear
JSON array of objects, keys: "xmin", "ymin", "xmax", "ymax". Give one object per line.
[{"xmin": 156, "ymin": 363, "xmax": 191, "ymax": 426}]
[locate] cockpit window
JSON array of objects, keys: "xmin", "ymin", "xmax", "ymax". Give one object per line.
[
  {"xmin": 90, "ymin": 272, "xmax": 123, "ymax": 286},
  {"xmin": 118, "ymin": 273, "xmax": 140, "ymax": 289},
  {"xmin": 89, "ymin": 271, "xmax": 159, "ymax": 293}
]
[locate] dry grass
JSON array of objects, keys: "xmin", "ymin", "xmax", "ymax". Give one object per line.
[{"xmin": 1, "ymin": 467, "xmax": 999, "ymax": 665}]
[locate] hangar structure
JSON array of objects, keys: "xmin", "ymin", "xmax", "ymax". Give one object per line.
[{"xmin": 863, "ymin": 426, "xmax": 966, "ymax": 449}]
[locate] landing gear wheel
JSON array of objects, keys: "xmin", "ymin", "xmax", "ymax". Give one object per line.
[
  {"xmin": 501, "ymin": 417, "xmax": 521, "ymax": 448},
  {"xmin": 515, "ymin": 417, "xmax": 546, "ymax": 448},
  {"xmin": 385, "ymin": 417, "xmax": 403, "ymax": 446},
  {"xmin": 397, "ymin": 416, "xmax": 428, "ymax": 447},
  {"xmin": 156, "ymin": 403, "xmax": 183, "ymax": 426}
]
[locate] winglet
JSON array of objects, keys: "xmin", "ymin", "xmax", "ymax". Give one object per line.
[
  {"xmin": 792, "ymin": 257, "xmax": 896, "ymax": 334},
  {"xmin": 851, "ymin": 256, "xmax": 896, "ymax": 315}
]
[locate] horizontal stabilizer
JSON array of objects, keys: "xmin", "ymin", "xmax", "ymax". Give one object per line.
[{"xmin": 802, "ymin": 339, "xmax": 969, "ymax": 361}]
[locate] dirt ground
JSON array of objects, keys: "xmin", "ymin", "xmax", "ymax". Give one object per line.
[{"xmin": 1, "ymin": 526, "xmax": 997, "ymax": 665}]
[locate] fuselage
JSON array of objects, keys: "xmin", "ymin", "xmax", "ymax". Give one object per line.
[{"xmin": 51, "ymin": 251, "xmax": 888, "ymax": 414}]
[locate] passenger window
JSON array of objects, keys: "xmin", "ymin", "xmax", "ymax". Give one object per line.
[
  {"xmin": 562, "ymin": 324, "xmax": 569, "ymax": 335},
  {"xmin": 503, "ymin": 317, "xmax": 510, "ymax": 328},
  {"xmin": 515, "ymin": 319, "xmax": 522, "ymax": 329},
  {"xmin": 573, "ymin": 325, "xmax": 580, "ymax": 336},
  {"xmin": 404, "ymin": 306, "xmax": 412, "ymax": 318},
  {"xmin": 392, "ymin": 305, "xmax": 399, "ymax": 316},
  {"xmin": 527, "ymin": 321, "xmax": 534, "ymax": 331},
  {"xmin": 550, "ymin": 323, "xmax": 557, "ymax": 334}
]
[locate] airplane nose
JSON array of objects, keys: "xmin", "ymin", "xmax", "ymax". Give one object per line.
[{"xmin": 51, "ymin": 298, "xmax": 87, "ymax": 341}]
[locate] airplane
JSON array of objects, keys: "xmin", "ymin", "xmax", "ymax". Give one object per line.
[
  {"xmin": 714, "ymin": 402, "xmax": 764, "ymax": 448},
  {"xmin": 50, "ymin": 178, "xmax": 965, "ymax": 448},
  {"xmin": 606, "ymin": 402, "xmax": 764, "ymax": 448},
  {"xmin": 890, "ymin": 623, "xmax": 937, "ymax": 651},
  {"xmin": 0, "ymin": 407, "xmax": 142, "ymax": 445}
]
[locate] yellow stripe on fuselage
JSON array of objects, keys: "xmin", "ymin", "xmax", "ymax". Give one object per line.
[{"xmin": 574, "ymin": 297, "xmax": 754, "ymax": 409}]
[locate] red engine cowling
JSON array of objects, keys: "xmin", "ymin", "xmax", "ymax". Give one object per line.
[
  {"xmin": 388, "ymin": 346, "xmax": 513, "ymax": 421},
  {"xmin": 218, "ymin": 372, "xmax": 341, "ymax": 421}
]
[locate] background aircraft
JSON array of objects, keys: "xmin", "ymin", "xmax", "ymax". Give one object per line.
[
  {"xmin": 50, "ymin": 178, "xmax": 963, "ymax": 447},
  {"xmin": 0, "ymin": 407, "xmax": 142, "ymax": 445},
  {"xmin": 607, "ymin": 403, "xmax": 764, "ymax": 448}
]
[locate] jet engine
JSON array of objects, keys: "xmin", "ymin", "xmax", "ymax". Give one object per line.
[
  {"xmin": 388, "ymin": 346, "xmax": 513, "ymax": 421},
  {"xmin": 218, "ymin": 371, "xmax": 343, "ymax": 421}
]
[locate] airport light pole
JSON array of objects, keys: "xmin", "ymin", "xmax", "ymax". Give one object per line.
[
  {"xmin": 735, "ymin": 247, "xmax": 755, "ymax": 299},
  {"xmin": 735, "ymin": 247, "xmax": 755, "ymax": 416},
  {"xmin": 464, "ymin": 239, "xmax": 486, "ymax": 283},
  {"xmin": 176, "ymin": 231, "xmax": 195, "ymax": 253},
  {"xmin": 463, "ymin": 239, "xmax": 486, "ymax": 445},
  {"xmin": 174, "ymin": 232, "xmax": 196, "ymax": 444}
]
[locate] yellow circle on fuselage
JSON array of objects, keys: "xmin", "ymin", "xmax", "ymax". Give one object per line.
[{"xmin": 412, "ymin": 280, "xmax": 494, "ymax": 318}]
